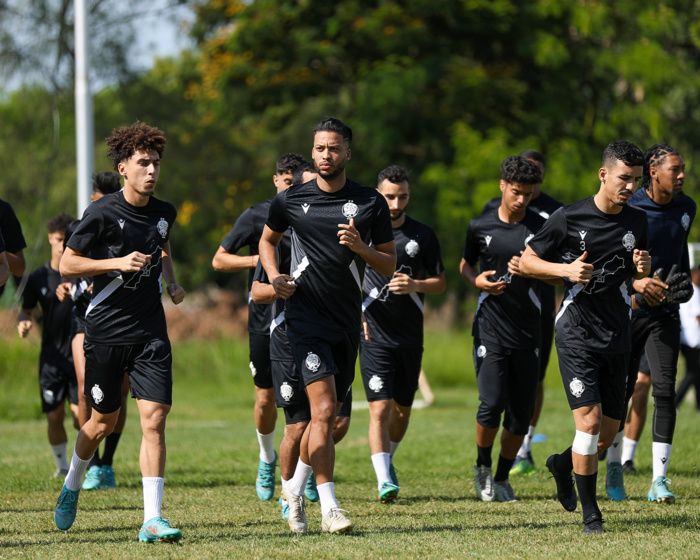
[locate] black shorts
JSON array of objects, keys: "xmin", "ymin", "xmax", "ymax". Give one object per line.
[
  {"xmin": 557, "ymin": 346, "xmax": 627, "ymax": 420},
  {"xmin": 39, "ymin": 354, "xmax": 78, "ymax": 412},
  {"xmin": 84, "ymin": 339, "xmax": 172, "ymax": 414},
  {"xmin": 249, "ymin": 332, "xmax": 273, "ymax": 389},
  {"xmin": 539, "ymin": 291, "xmax": 556, "ymax": 381},
  {"xmin": 286, "ymin": 326, "xmax": 359, "ymax": 402},
  {"xmin": 473, "ymin": 339, "xmax": 538, "ymax": 435},
  {"xmin": 359, "ymin": 343, "xmax": 423, "ymax": 407}
]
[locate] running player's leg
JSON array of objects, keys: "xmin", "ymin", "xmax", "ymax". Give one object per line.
[
  {"xmin": 41, "ymin": 359, "xmax": 70, "ymax": 478},
  {"xmin": 621, "ymin": 355, "xmax": 650, "ymax": 474},
  {"xmin": 99, "ymin": 373, "xmax": 129, "ymax": 489}
]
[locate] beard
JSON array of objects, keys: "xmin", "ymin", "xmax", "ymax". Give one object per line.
[
  {"xmin": 390, "ymin": 210, "xmax": 404, "ymax": 221},
  {"xmin": 315, "ymin": 160, "xmax": 346, "ymax": 180}
]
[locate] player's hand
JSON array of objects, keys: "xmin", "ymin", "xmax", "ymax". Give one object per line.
[
  {"xmin": 272, "ymin": 274, "xmax": 297, "ymax": 299},
  {"xmin": 17, "ymin": 320, "xmax": 32, "ymax": 338},
  {"xmin": 474, "ymin": 270, "xmax": 506, "ymax": 295},
  {"xmin": 118, "ymin": 251, "xmax": 151, "ymax": 273},
  {"xmin": 166, "ymin": 283, "xmax": 186, "ymax": 305},
  {"xmin": 633, "ymin": 249, "xmax": 651, "ymax": 277},
  {"xmin": 338, "ymin": 218, "xmax": 366, "ymax": 253},
  {"xmin": 56, "ymin": 282, "xmax": 73, "ymax": 302},
  {"xmin": 507, "ymin": 251, "xmax": 523, "ymax": 277},
  {"xmin": 388, "ymin": 272, "xmax": 417, "ymax": 295},
  {"xmin": 566, "ymin": 251, "xmax": 593, "ymax": 283},
  {"xmin": 362, "ymin": 314, "xmax": 370, "ymax": 342},
  {"xmin": 632, "ymin": 276, "xmax": 667, "ymax": 307}
]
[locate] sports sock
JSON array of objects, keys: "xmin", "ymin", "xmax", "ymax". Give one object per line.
[
  {"xmin": 476, "ymin": 444, "xmax": 493, "ymax": 468},
  {"xmin": 281, "ymin": 477, "xmax": 288, "ymax": 490},
  {"xmin": 287, "ymin": 459, "xmax": 313, "ymax": 496},
  {"xmin": 87, "ymin": 451, "xmax": 101, "ymax": 469},
  {"xmin": 621, "ymin": 437, "xmax": 639, "ymax": 464},
  {"xmin": 65, "ymin": 449, "xmax": 90, "ymax": 491},
  {"xmin": 51, "ymin": 442, "xmax": 69, "ymax": 471},
  {"xmin": 389, "ymin": 440, "xmax": 400, "ymax": 459},
  {"xmin": 652, "ymin": 395, "xmax": 676, "ymax": 444},
  {"xmin": 494, "ymin": 454, "xmax": 514, "ymax": 483},
  {"xmin": 143, "ymin": 477, "xmax": 164, "ymax": 523},
  {"xmin": 652, "ymin": 442, "xmax": 673, "ymax": 479},
  {"xmin": 554, "ymin": 446, "xmax": 573, "ymax": 474},
  {"xmin": 606, "ymin": 430, "xmax": 623, "ymax": 464},
  {"xmin": 371, "ymin": 452, "xmax": 392, "ymax": 488},
  {"xmin": 100, "ymin": 432, "xmax": 122, "ymax": 466},
  {"xmin": 317, "ymin": 482, "xmax": 339, "ymax": 517},
  {"xmin": 574, "ymin": 472, "xmax": 601, "ymax": 523},
  {"xmin": 257, "ymin": 430, "xmax": 276, "ymax": 463},
  {"xmin": 517, "ymin": 426, "xmax": 535, "ymax": 459}
]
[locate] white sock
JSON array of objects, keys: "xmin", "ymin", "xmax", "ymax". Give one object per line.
[
  {"xmin": 317, "ymin": 481, "xmax": 339, "ymax": 517},
  {"xmin": 389, "ymin": 441, "xmax": 400, "ymax": 460},
  {"xmin": 606, "ymin": 430, "xmax": 624, "ymax": 464},
  {"xmin": 64, "ymin": 449, "xmax": 90, "ymax": 491},
  {"xmin": 621, "ymin": 437, "xmax": 639, "ymax": 464},
  {"xmin": 143, "ymin": 477, "xmax": 165, "ymax": 523},
  {"xmin": 517, "ymin": 426, "xmax": 536, "ymax": 458},
  {"xmin": 51, "ymin": 442, "xmax": 69, "ymax": 471},
  {"xmin": 652, "ymin": 442, "xmax": 672, "ymax": 479},
  {"xmin": 371, "ymin": 452, "xmax": 392, "ymax": 488},
  {"xmin": 287, "ymin": 459, "xmax": 313, "ymax": 496},
  {"xmin": 257, "ymin": 430, "xmax": 276, "ymax": 463}
]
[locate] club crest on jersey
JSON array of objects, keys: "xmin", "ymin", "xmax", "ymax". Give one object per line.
[
  {"xmin": 622, "ymin": 231, "xmax": 636, "ymax": 252},
  {"xmin": 569, "ymin": 378, "xmax": 585, "ymax": 398},
  {"xmin": 405, "ymin": 240, "xmax": 420, "ymax": 257},
  {"xmin": 43, "ymin": 389, "xmax": 55, "ymax": 405},
  {"xmin": 305, "ymin": 352, "xmax": 321, "ymax": 372},
  {"xmin": 91, "ymin": 384, "xmax": 104, "ymax": 404},
  {"xmin": 280, "ymin": 382, "xmax": 294, "ymax": 402},
  {"xmin": 477, "ymin": 345, "xmax": 487, "ymax": 358},
  {"xmin": 249, "ymin": 361, "xmax": 257, "ymax": 377},
  {"xmin": 369, "ymin": 375, "xmax": 384, "ymax": 392},
  {"xmin": 682, "ymin": 213, "xmax": 690, "ymax": 231},
  {"xmin": 525, "ymin": 234, "xmax": 535, "ymax": 247},
  {"xmin": 157, "ymin": 218, "xmax": 169, "ymax": 238},
  {"xmin": 342, "ymin": 201, "xmax": 358, "ymax": 220}
]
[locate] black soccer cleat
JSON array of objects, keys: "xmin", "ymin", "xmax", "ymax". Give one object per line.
[
  {"xmin": 582, "ymin": 513, "xmax": 606, "ymax": 535},
  {"xmin": 546, "ymin": 454, "xmax": 578, "ymax": 512}
]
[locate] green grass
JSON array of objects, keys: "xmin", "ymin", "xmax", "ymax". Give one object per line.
[{"xmin": 1, "ymin": 331, "xmax": 700, "ymax": 558}]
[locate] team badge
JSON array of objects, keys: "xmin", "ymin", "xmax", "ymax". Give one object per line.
[
  {"xmin": 157, "ymin": 218, "xmax": 169, "ymax": 238},
  {"xmin": 249, "ymin": 361, "xmax": 257, "ymax": 377},
  {"xmin": 682, "ymin": 213, "xmax": 690, "ymax": 231},
  {"xmin": 622, "ymin": 231, "xmax": 636, "ymax": 252},
  {"xmin": 342, "ymin": 201, "xmax": 358, "ymax": 220},
  {"xmin": 525, "ymin": 234, "xmax": 535, "ymax": 247},
  {"xmin": 91, "ymin": 384, "xmax": 104, "ymax": 404},
  {"xmin": 569, "ymin": 378, "xmax": 585, "ymax": 398},
  {"xmin": 477, "ymin": 345, "xmax": 487, "ymax": 358},
  {"xmin": 280, "ymin": 382, "xmax": 294, "ymax": 402},
  {"xmin": 369, "ymin": 375, "xmax": 384, "ymax": 393},
  {"xmin": 305, "ymin": 352, "xmax": 321, "ymax": 372},
  {"xmin": 43, "ymin": 389, "xmax": 55, "ymax": 405},
  {"xmin": 405, "ymin": 240, "xmax": 420, "ymax": 258}
]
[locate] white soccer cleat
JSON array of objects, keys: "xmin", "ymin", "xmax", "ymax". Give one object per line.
[
  {"xmin": 281, "ymin": 487, "xmax": 307, "ymax": 534},
  {"xmin": 321, "ymin": 507, "xmax": 353, "ymax": 534}
]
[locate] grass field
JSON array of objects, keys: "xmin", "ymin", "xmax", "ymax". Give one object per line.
[{"xmin": 1, "ymin": 330, "xmax": 700, "ymax": 559}]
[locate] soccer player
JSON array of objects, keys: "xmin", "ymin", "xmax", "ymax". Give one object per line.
[
  {"xmin": 360, "ymin": 165, "xmax": 445, "ymax": 503},
  {"xmin": 461, "ymin": 156, "xmax": 545, "ymax": 503},
  {"xmin": 212, "ymin": 152, "xmax": 306, "ymax": 502},
  {"xmin": 609, "ymin": 143, "xmax": 696, "ymax": 503},
  {"xmin": 676, "ymin": 267, "xmax": 700, "ymax": 409},
  {"xmin": 0, "ymin": 231, "xmax": 8, "ymax": 287},
  {"xmin": 520, "ymin": 140, "xmax": 650, "ymax": 534},
  {"xmin": 17, "ymin": 213, "xmax": 78, "ymax": 479},
  {"xmin": 619, "ymin": 350, "xmax": 651, "ymax": 474},
  {"xmin": 0, "ymin": 198, "xmax": 27, "ymax": 297},
  {"xmin": 54, "ymin": 122, "xmax": 186, "ymax": 544},
  {"xmin": 259, "ymin": 117, "xmax": 396, "ymax": 534}
]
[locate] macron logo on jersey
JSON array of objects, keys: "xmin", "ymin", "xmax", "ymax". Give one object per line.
[
  {"xmin": 302, "ymin": 203, "xmax": 310, "ymax": 214},
  {"xmin": 485, "ymin": 236, "xmax": 492, "ymax": 247},
  {"xmin": 118, "ymin": 219, "xmax": 125, "ymax": 229},
  {"xmin": 579, "ymin": 230, "xmax": 587, "ymax": 240}
]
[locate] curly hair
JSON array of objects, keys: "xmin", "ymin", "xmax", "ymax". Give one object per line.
[
  {"xmin": 501, "ymin": 156, "xmax": 542, "ymax": 185},
  {"xmin": 276, "ymin": 153, "xmax": 306, "ymax": 175},
  {"xmin": 105, "ymin": 122, "xmax": 167, "ymax": 171},
  {"xmin": 377, "ymin": 165, "xmax": 409, "ymax": 187},
  {"xmin": 641, "ymin": 143, "xmax": 681, "ymax": 193},
  {"xmin": 47, "ymin": 213, "xmax": 74, "ymax": 234}
]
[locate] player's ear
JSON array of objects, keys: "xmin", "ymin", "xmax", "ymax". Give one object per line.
[
  {"xmin": 499, "ymin": 180, "xmax": 506, "ymax": 194},
  {"xmin": 598, "ymin": 167, "xmax": 607, "ymax": 183},
  {"xmin": 346, "ymin": 148, "xmax": 351, "ymax": 161}
]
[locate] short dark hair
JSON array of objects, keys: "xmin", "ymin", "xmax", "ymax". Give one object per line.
[
  {"xmin": 500, "ymin": 156, "xmax": 542, "ymax": 185},
  {"xmin": 313, "ymin": 117, "xmax": 352, "ymax": 145},
  {"xmin": 641, "ymin": 143, "xmax": 681, "ymax": 191},
  {"xmin": 293, "ymin": 162, "xmax": 317, "ymax": 185},
  {"xmin": 602, "ymin": 140, "xmax": 644, "ymax": 169},
  {"xmin": 519, "ymin": 149, "xmax": 546, "ymax": 169},
  {"xmin": 276, "ymin": 153, "xmax": 306, "ymax": 175},
  {"xmin": 47, "ymin": 213, "xmax": 74, "ymax": 234},
  {"xmin": 377, "ymin": 165, "xmax": 409, "ymax": 187},
  {"xmin": 92, "ymin": 171, "xmax": 121, "ymax": 195},
  {"xmin": 106, "ymin": 122, "xmax": 167, "ymax": 171}
]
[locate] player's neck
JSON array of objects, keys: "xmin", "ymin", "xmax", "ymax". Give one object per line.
[
  {"xmin": 497, "ymin": 205, "xmax": 525, "ymax": 224},
  {"xmin": 646, "ymin": 186, "xmax": 673, "ymax": 206},
  {"xmin": 316, "ymin": 173, "xmax": 346, "ymax": 193},
  {"xmin": 49, "ymin": 257, "xmax": 60, "ymax": 271},
  {"xmin": 392, "ymin": 214, "xmax": 406, "ymax": 228},
  {"xmin": 593, "ymin": 191, "xmax": 623, "ymax": 215},
  {"xmin": 122, "ymin": 183, "xmax": 151, "ymax": 207}
]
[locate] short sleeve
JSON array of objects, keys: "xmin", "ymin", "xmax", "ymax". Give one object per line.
[
  {"xmin": 266, "ymin": 191, "xmax": 290, "ymax": 234},
  {"xmin": 21, "ymin": 272, "xmax": 39, "ymax": 311},
  {"xmin": 527, "ymin": 206, "xmax": 567, "ymax": 262},
  {"xmin": 67, "ymin": 203, "xmax": 104, "ymax": 256},
  {"xmin": 0, "ymin": 201, "xmax": 27, "ymax": 253},
  {"xmin": 462, "ymin": 221, "xmax": 480, "ymax": 266},
  {"xmin": 423, "ymin": 228, "xmax": 444, "ymax": 277},
  {"xmin": 221, "ymin": 207, "xmax": 255, "ymax": 254},
  {"xmin": 370, "ymin": 194, "xmax": 394, "ymax": 246}
]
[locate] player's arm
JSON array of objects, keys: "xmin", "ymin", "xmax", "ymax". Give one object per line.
[
  {"xmin": 337, "ymin": 218, "xmax": 396, "ymax": 276},
  {"xmin": 212, "ymin": 246, "xmax": 258, "ymax": 273},
  {"xmin": 259, "ymin": 225, "xmax": 296, "ymax": 299},
  {"xmin": 60, "ymin": 247, "xmax": 151, "ymax": 278},
  {"xmin": 631, "ymin": 249, "xmax": 651, "ymax": 280},
  {"xmin": 520, "ymin": 246, "xmax": 593, "ymax": 283},
  {"xmin": 389, "ymin": 271, "xmax": 446, "ymax": 295},
  {"xmin": 161, "ymin": 241, "xmax": 186, "ymax": 305},
  {"xmin": 17, "ymin": 307, "xmax": 33, "ymax": 338},
  {"xmin": 0, "ymin": 252, "xmax": 8, "ymax": 287},
  {"xmin": 251, "ymin": 280, "xmax": 279, "ymax": 304},
  {"xmin": 5, "ymin": 249, "xmax": 25, "ymax": 276},
  {"xmin": 460, "ymin": 258, "xmax": 505, "ymax": 295}
]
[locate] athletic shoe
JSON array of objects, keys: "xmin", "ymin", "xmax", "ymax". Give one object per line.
[
  {"xmin": 605, "ymin": 461, "xmax": 626, "ymax": 501},
  {"xmin": 138, "ymin": 517, "xmax": 182, "ymax": 543},
  {"xmin": 494, "ymin": 481, "xmax": 517, "ymax": 502},
  {"xmin": 100, "ymin": 465, "xmax": 117, "ymax": 489},
  {"xmin": 510, "ymin": 456, "xmax": 536, "ymax": 476},
  {"xmin": 305, "ymin": 472, "xmax": 319, "ymax": 502},
  {"xmin": 52, "ymin": 468, "xmax": 68, "ymax": 480},
  {"xmin": 82, "ymin": 465, "xmax": 103, "ymax": 490},
  {"xmin": 389, "ymin": 462, "xmax": 399, "ymax": 487},
  {"xmin": 255, "ymin": 452, "xmax": 276, "ymax": 501},
  {"xmin": 545, "ymin": 454, "xmax": 577, "ymax": 512},
  {"xmin": 321, "ymin": 508, "xmax": 353, "ymax": 534},
  {"xmin": 622, "ymin": 460, "xmax": 636, "ymax": 475},
  {"xmin": 648, "ymin": 476, "xmax": 675, "ymax": 503},
  {"xmin": 582, "ymin": 513, "xmax": 606, "ymax": 535},
  {"xmin": 378, "ymin": 482, "xmax": 400, "ymax": 504},
  {"xmin": 279, "ymin": 496, "xmax": 289, "ymax": 520},
  {"xmin": 281, "ymin": 487, "xmax": 307, "ymax": 534},
  {"xmin": 473, "ymin": 465, "xmax": 494, "ymax": 502},
  {"xmin": 54, "ymin": 485, "xmax": 80, "ymax": 530}
]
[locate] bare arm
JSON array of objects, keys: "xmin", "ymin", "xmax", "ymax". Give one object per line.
[
  {"xmin": 631, "ymin": 249, "xmax": 651, "ymax": 280},
  {"xmin": 459, "ymin": 258, "xmax": 505, "ymax": 295},
  {"xmin": 251, "ymin": 280, "xmax": 279, "ymax": 304},
  {"xmin": 161, "ymin": 241, "xmax": 185, "ymax": 304},
  {"xmin": 59, "ymin": 246, "xmax": 151, "ymax": 278},
  {"xmin": 17, "ymin": 308, "xmax": 33, "ymax": 338},
  {"xmin": 0, "ymin": 252, "xmax": 8, "ymax": 287},
  {"xmin": 337, "ymin": 219, "xmax": 396, "ymax": 276},
  {"xmin": 520, "ymin": 246, "xmax": 593, "ymax": 283},
  {"xmin": 388, "ymin": 271, "xmax": 446, "ymax": 296},
  {"xmin": 212, "ymin": 245, "xmax": 258, "ymax": 273},
  {"xmin": 6, "ymin": 249, "xmax": 25, "ymax": 276},
  {"xmin": 259, "ymin": 226, "xmax": 297, "ymax": 299}
]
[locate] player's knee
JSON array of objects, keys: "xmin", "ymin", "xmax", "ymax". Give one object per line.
[
  {"xmin": 572, "ymin": 430, "xmax": 599, "ymax": 456},
  {"xmin": 476, "ymin": 405, "xmax": 502, "ymax": 430},
  {"xmin": 369, "ymin": 400, "xmax": 391, "ymax": 422},
  {"xmin": 333, "ymin": 416, "xmax": 350, "ymax": 444},
  {"xmin": 255, "ymin": 388, "xmax": 276, "ymax": 409}
]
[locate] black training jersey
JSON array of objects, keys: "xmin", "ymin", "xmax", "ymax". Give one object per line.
[
  {"xmin": 21, "ymin": 263, "xmax": 74, "ymax": 362},
  {"xmin": 0, "ymin": 229, "xmax": 4, "ymax": 253},
  {"xmin": 67, "ymin": 191, "xmax": 176, "ymax": 345},
  {"xmin": 362, "ymin": 216, "xmax": 443, "ymax": 347},
  {"xmin": 630, "ymin": 188, "xmax": 696, "ymax": 319},
  {"xmin": 221, "ymin": 199, "xmax": 272, "ymax": 335},
  {"xmin": 0, "ymin": 199, "xmax": 27, "ymax": 297},
  {"xmin": 266, "ymin": 178, "xmax": 394, "ymax": 336},
  {"xmin": 483, "ymin": 192, "xmax": 564, "ymax": 220},
  {"xmin": 464, "ymin": 209, "xmax": 546, "ymax": 349},
  {"xmin": 64, "ymin": 219, "xmax": 92, "ymax": 321},
  {"xmin": 528, "ymin": 196, "xmax": 649, "ymax": 354}
]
